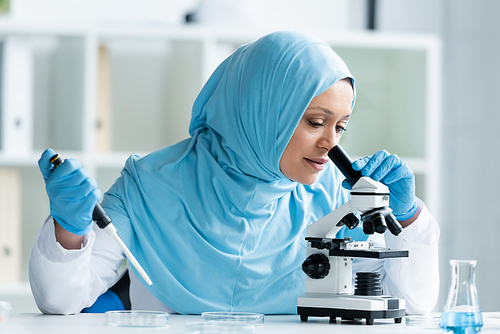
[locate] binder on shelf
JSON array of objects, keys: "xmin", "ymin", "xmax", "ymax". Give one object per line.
[
  {"xmin": 0, "ymin": 37, "xmax": 34, "ymax": 157},
  {"xmin": 95, "ymin": 44, "xmax": 112, "ymax": 152},
  {"xmin": 0, "ymin": 168, "xmax": 22, "ymax": 284}
]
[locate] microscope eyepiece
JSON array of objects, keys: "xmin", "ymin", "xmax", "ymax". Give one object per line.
[{"xmin": 328, "ymin": 145, "xmax": 362, "ymax": 186}]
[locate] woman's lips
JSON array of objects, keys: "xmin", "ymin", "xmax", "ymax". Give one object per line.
[{"xmin": 305, "ymin": 158, "xmax": 329, "ymax": 171}]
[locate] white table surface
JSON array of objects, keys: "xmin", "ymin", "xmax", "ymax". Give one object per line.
[{"xmin": 3, "ymin": 312, "xmax": 500, "ymax": 333}]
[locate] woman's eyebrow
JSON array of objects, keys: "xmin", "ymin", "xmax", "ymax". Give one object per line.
[
  {"xmin": 306, "ymin": 106, "xmax": 334, "ymax": 115},
  {"xmin": 306, "ymin": 106, "xmax": 352, "ymax": 119}
]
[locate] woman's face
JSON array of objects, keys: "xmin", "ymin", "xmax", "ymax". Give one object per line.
[{"xmin": 280, "ymin": 79, "xmax": 353, "ymax": 185}]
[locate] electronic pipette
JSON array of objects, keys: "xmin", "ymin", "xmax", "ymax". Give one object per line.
[{"xmin": 50, "ymin": 154, "xmax": 153, "ymax": 286}]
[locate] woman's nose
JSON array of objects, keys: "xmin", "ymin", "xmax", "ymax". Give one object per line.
[{"xmin": 319, "ymin": 130, "xmax": 339, "ymax": 151}]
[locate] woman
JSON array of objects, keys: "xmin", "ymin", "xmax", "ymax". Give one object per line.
[{"xmin": 30, "ymin": 31, "xmax": 439, "ymax": 315}]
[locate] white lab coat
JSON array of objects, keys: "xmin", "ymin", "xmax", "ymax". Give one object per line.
[{"xmin": 29, "ymin": 199, "xmax": 439, "ymax": 315}]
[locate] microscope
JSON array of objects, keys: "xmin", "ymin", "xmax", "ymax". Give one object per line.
[{"xmin": 297, "ymin": 146, "xmax": 409, "ymax": 325}]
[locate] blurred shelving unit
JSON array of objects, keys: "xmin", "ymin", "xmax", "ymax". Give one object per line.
[{"xmin": 0, "ymin": 19, "xmax": 441, "ymax": 311}]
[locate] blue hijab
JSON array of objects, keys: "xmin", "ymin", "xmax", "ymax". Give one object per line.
[{"xmin": 102, "ymin": 31, "xmax": 355, "ymax": 314}]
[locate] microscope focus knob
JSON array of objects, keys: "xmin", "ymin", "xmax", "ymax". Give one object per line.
[{"xmin": 302, "ymin": 253, "xmax": 330, "ymax": 279}]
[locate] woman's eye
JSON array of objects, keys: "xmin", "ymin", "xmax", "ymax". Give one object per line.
[
  {"xmin": 309, "ymin": 120, "xmax": 323, "ymax": 128},
  {"xmin": 336, "ymin": 126, "xmax": 346, "ymax": 135}
]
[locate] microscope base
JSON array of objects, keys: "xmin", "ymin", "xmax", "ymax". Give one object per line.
[{"xmin": 297, "ymin": 293, "xmax": 405, "ymax": 325}]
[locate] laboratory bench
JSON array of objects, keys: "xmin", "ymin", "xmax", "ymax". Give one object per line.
[{"xmin": 2, "ymin": 312, "xmax": 500, "ymax": 334}]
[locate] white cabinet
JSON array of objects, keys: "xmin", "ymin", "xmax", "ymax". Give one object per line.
[{"xmin": 0, "ymin": 22, "xmax": 441, "ymax": 289}]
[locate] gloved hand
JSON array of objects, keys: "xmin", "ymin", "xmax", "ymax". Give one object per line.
[
  {"xmin": 342, "ymin": 150, "xmax": 418, "ymax": 221},
  {"xmin": 38, "ymin": 148, "xmax": 101, "ymax": 235}
]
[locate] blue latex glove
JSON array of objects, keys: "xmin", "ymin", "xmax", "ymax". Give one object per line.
[
  {"xmin": 38, "ymin": 148, "xmax": 101, "ymax": 235},
  {"xmin": 342, "ymin": 150, "xmax": 418, "ymax": 221}
]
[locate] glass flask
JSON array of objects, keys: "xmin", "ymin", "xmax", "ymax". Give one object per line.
[{"xmin": 440, "ymin": 260, "xmax": 483, "ymax": 334}]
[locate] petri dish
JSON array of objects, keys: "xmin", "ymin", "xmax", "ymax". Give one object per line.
[
  {"xmin": 105, "ymin": 310, "xmax": 169, "ymax": 327},
  {"xmin": 185, "ymin": 321, "xmax": 257, "ymax": 334},
  {"xmin": 404, "ymin": 314, "xmax": 441, "ymax": 329},
  {"xmin": 202, "ymin": 312, "xmax": 264, "ymax": 325}
]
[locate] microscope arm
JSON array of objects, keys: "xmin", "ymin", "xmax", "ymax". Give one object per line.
[{"xmin": 306, "ymin": 200, "xmax": 353, "ymax": 239}]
